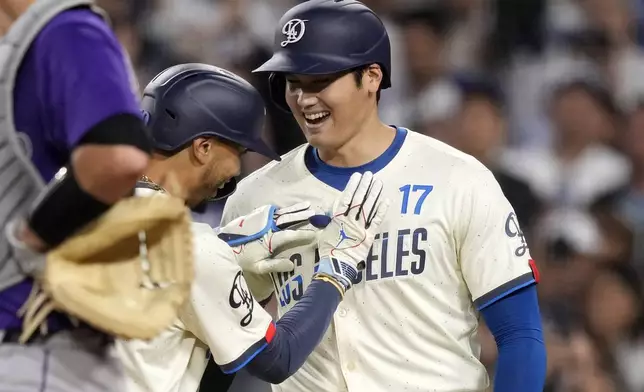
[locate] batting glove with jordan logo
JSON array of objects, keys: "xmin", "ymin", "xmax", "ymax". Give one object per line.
[
  {"xmin": 217, "ymin": 202, "xmax": 317, "ymax": 274},
  {"xmin": 314, "ymin": 171, "xmax": 390, "ymax": 295}
]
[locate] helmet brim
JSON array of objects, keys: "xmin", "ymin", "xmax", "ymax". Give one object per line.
[
  {"xmin": 253, "ymin": 51, "xmax": 367, "ymax": 76},
  {"xmin": 246, "ymin": 138, "xmax": 282, "ymax": 161}
]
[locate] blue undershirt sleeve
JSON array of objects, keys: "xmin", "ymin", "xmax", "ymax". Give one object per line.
[
  {"xmin": 245, "ymin": 279, "xmax": 341, "ymax": 384},
  {"xmin": 480, "ymin": 284, "xmax": 546, "ymax": 392}
]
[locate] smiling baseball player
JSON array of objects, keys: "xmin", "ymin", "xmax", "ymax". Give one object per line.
[
  {"xmin": 115, "ymin": 63, "xmax": 389, "ymax": 392},
  {"xmin": 221, "ymin": 1, "xmax": 547, "ymax": 392}
]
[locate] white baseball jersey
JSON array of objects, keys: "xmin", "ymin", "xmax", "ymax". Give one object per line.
[
  {"xmin": 221, "ymin": 128, "xmax": 538, "ymax": 392},
  {"xmin": 115, "ymin": 188, "xmax": 275, "ymax": 392}
]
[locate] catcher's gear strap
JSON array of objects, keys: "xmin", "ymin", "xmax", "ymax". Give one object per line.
[
  {"xmin": 27, "ymin": 164, "xmax": 111, "ymax": 247},
  {"xmin": 0, "ymin": 0, "xmax": 103, "ymax": 292},
  {"xmin": 244, "ymin": 279, "xmax": 341, "ymax": 383},
  {"xmin": 78, "ymin": 112, "xmax": 152, "ymax": 154}
]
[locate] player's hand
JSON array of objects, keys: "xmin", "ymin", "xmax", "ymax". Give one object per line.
[
  {"xmin": 218, "ymin": 202, "xmax": 317, "ymax": 274},
  {"xmin": 315, "ymin": 171, "xmax": 389, "ymax": 294},
  {"xmin": 218, "ymin": 202, "xmax": 315, "ymax": 245}
]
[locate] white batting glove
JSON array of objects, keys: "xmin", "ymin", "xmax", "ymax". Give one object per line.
[
  {"xmin": 218, "ymin": 202, "xmax": 317, "ymax": 274},
  {"xmin": 315, "ymin": 172, "xmax": 389, "ymax": 295}
]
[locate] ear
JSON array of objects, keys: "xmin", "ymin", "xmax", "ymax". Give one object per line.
[
  {"xmin": 191, "ymin": 137, "xmax": 213, "ymax": 165},
  {"xmin": 365, "ymin": 64, "xmax": 383, "ymax": 94}
]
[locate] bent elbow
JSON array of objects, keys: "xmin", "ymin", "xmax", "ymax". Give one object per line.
[
  {"xmin": 246, "ymin": 353, "xmax": 291, "ymax": 385},
  {"xmin": 249, "ymin": 367, "xmax": 290, "ymax": 385}
]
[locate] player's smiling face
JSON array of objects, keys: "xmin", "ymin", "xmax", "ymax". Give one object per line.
[
  {"xmin": 284, "ymin": 66, "xmax": 382, "ymax": 149},
  {"xmin": 186, "ymin": 137, "xmax": 244, "ymax": 207}
]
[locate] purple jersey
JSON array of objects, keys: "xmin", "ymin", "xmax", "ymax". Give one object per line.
[{"xmin": 0, "ymin": 8, "xmax": 141, "ymax": 329}]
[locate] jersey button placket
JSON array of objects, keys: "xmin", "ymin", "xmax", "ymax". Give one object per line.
[{"xmin": 333, "ymin": 305, "xmax": 358, "ymax": 390}]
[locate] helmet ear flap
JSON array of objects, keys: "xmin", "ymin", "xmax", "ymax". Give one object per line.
[{"xmin": 268, "ymin": 73, "xmax": 291, "ymax": 113}]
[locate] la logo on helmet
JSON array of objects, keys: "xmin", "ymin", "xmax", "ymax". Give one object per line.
[{"xmin": 281, "ymin": 19, "xmax": 308, "ymax": 47}]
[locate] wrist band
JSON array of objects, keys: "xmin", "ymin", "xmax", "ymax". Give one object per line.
[{"xmin": 313, "ymin": 273, "xmax": 346, "ymax": 298}]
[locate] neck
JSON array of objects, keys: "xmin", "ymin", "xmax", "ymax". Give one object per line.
[
  {"xmin": 317, "ymin": 114, "xmax": 395, "ymax": 167},
  {"xmin": 142, "ymin": 157, "xmax": 192, "ymax": 201}
]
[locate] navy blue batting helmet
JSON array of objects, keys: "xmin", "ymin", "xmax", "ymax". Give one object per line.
[
  {"xmin": 142, "ymin": 63, "xmax": 279, "ymax": 161},
  {"xmin": 142, "ymin": 63, "xmax": 279, "ymax": 200},
  {"xmin": 253, "ymin": 0, "xmax": 391, "ymax": 112}
]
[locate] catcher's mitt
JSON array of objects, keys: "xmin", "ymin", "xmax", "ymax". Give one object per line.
[{"xmin": 18, "ymin": 192, "xmax": 194, "ymax": 343}]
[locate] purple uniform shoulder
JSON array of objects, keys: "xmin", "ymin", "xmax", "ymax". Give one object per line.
[
  {"xmin": 0, "ymin": 7, "xmax": 141, "ymax": 329},
  {"xmin": 14, "ymin": 7, "xmax": 141, "ymax": 181}
]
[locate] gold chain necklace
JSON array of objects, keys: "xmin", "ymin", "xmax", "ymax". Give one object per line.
[{"xmin": 139, "ymin": 175, "xmax": 167, "ymax": 194}]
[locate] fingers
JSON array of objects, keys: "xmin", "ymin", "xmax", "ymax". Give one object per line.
[
  {"xmin": 360, "ymin": 178, "xmax": 383, "ymax": 223},
  {"xmin": 258, "ymin": 258, "xmax": 295, "ymax": 274},
  {"xmin": 351, "ymin": 171, "xmax": 374, "ymax": 220},
  {"xmin": 337, "ymin": 172, "xmax": 363, "ymax": 214},
  {"xmin": 269, "ymin": 230, "xmax": 317, "ymax": 252},
  {"xmin": 368, "ymin": 198, "xmax": 390, "ymax": 229},
  {"xmin": 275, "ymin": 201, "xmax": 311, "ymax": 215},
  {"xmin": 275, "ymin": 202, "xmax": 314, "ymax": 229},
  {"xmin": 275, "ymin": 209, "xmax": 315, "ymax": 229}
]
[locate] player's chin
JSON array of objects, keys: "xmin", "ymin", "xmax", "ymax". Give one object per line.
[{"xmin": 303, "ymin": 125, "xmax": 334, "ymax": 147}]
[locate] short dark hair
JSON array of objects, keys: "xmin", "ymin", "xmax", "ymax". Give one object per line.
[{"xmin": 352, "ymin": 65, "xmax": 382, "ymax": 103}]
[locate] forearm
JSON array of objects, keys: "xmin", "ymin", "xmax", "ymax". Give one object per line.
[
  {"xmin": 493, "ymin": 330, "xmax": 546, "ymax": 391},
  {"xmin": 23, "ymin": 114, "xmax": 150, "ymax": 249},
  {"xmin": 481, "ymin": 285, "xmax": 546, "ymax": 392},
  {"xmin": 246, "ymin": 279, "xmax": 341, "ymax": 384}
]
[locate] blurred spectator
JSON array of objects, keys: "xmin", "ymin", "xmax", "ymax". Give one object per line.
[
  {"xmin": 449, "ymin": 78, "xmax": 541, "ymax": 229},
  {"xmin": 593, "ymin": 100, "xmax": 644, "ymax": 267},
  {"xmin": 533, "ymin": 208, "xmax": 604, "ymax": 330},
  {"xmin": 416, "ymin": 79, "xmax": 462, "ymax": 142},
  {"xmin": 582, "ymin": 263, "xmax": 644, "ymax": 392},
  {"xmin": 397, "ymin": 6, "xmax": 460, "ymax": 132},
  {"xmin": 557, "ymin": 330, "xmax": 620, "ymax": 392},
  {"xmin": 500, "ymin": 80, "xmax": 630, "ymax": 208},
  {"xmin": 580, "ymin": 0, "xmax": 644, "ymax": 110},
  {"xmin": 443, "ymin": 0, "xmax": 490, "ymax": 73},
  {"xmin": 360, "ymin": 0, "xmax": 411, "ymax": 126}
]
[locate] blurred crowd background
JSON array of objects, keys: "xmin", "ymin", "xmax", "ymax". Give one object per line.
[{"xmin": 97, "ymin": 0, "xmax": 644, "ymax": 391}]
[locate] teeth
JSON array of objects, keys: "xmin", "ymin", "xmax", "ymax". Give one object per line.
[{"xmin": 304, "ymin": 112, "xmax": 330, "ymax": 121}]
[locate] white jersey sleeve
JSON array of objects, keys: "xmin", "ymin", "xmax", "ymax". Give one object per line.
[
  {"xmin": 180, "ymin": 223, "xmax": 275, "ymax": 374},
  {"xmin": 457, "ymin": 168, "xmax": 538, "ymax": 310},
  {"xmin": 219, "ymin": 192, "xmax": 276, "ymax": 303}
]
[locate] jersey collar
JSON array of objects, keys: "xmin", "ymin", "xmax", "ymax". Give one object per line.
[{"xmin": 304, "ymin": 126, "xmax": 407, "ymax": 191}]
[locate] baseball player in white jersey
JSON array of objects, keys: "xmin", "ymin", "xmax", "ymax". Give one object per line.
[
  {"xmin": 221, "ymin": 1, "xmax": 547, "ymax": 391},
  {"xmin": 115, "ymin": 64, "xmax": 389, "ymax": 392}
]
